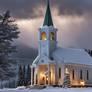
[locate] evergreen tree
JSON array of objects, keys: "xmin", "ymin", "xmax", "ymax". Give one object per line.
[
  {"xmin": 26, "ymin": 64, "xmax": 31, "ymax": 86},
  {"xmin": 88, "ymin": 49, "xmax": 90, "ymax": 55},
  {"xmin": 62, "ymin": 73, "xmax": 71, "ymax": 88},
  {"xmin": 85, "ymin": 49, "xmax": 92, "ymax": 57},
  {"xmin": 0, "ymin": 10, "xmax": 20, "ymax": 63},
  {"xmin": 90, "ymin": 50, "xmax": 92, "ymax": 56},
  {"xmin": 17, "ymin": 65, "xmax": 23, "ymax": 86},
  {"xmin": 22, "ymin": 65, "xmax": 26, "ymax": 86}
]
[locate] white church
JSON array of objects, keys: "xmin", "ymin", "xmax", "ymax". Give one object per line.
[{"xmin": 30, "ymin": 1, "xmax": 92, "ymax": 87}]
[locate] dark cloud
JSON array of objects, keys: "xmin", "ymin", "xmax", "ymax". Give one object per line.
[
  {"xmin": 0, "ymin": 0, "xmax": 92, "ymax": 49},
  {"xmin": 52, "ymin": 0, "xmax": 92, "ymax": 16},
  {"xmin": 0, "ymin": 0, "xmax": 44, "ymax": 19},
  {"xmin": 0, "ymin": 0, "xmax": 92, "ymax": 19}
]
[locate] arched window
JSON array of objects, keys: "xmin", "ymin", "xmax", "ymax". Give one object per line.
[
  {"xmin": 59, "ymin": 68, "xmax": 61, "ymax": 78},
  {"xmin": 72, "ymin": 69, "xmax": 74, "ymax": 80},
  {"xmin": 87, "ymin": 70, "xmax": 89, "ymax": 80},
  {"xmin": 80, "ymin": 70, "xmax": 82, "ymax": 80},
  {"xmin": 50, "ymin": 32, "xmax": 55, "ymax": 40},
  {"xmin": 42, "ymin": 32, "xmax": 46, "ymax": 40}
]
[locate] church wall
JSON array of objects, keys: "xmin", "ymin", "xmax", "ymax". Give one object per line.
[
  {"xmin": 49, "ymin": 64, "xmax": 55, "ymax": 85},
  {"xmin": 32, "ymin": 62, "xmax": 92, "ymax": 87},
  {"xmin": 35, "ymin": 63, "xmax": 65, "ymax": 86},
  {"xmin": 64, "ymin": 63, "xmax": 92, "ymax": 86},
  {"xmin": 38, "ymin": 40, "xmax": 56, "ymax": 58},
  {"xmin": 50, "ymin": 63, "xmax": 65, "ymax": 86},
  {"xmin": 57, "ymin": 63, "xmax": 65, "ymax": 86}
]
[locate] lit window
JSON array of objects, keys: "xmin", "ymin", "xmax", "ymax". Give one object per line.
[
  {"xmin": 65, "ymin": 68, "xmax": 69, "ymax": 74},
  {"xmin": 42, "ymin": 32, "xmax": 46, "ymax": 40},
  {"xmin": 50, "ymin": 32, "xmax": 54, "ymax": 40}
]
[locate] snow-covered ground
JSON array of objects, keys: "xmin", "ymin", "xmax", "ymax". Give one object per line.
[{"xmin": 0, "ymin": 87, "xmax": 92, "ymax": 92}]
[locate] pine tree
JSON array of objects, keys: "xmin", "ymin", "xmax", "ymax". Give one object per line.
[
  {"xmin": 22, "ymin": 65, "xmax": 26, "ymax": 86},
  {"xmin": 90, "ymin": 50, "xmax": 92, "ymax": 57},
  {"xmin": 62, "ymin": 73, "xmax": 71, "ymax": 88},
  {"xmin": 17, "ymin": 65, "xmax": 23, "ymax": 86},
  {"xmin": 0, "ymin": 10, "xmax": 20, "ymax": 63},
  {"xmin": 26, "ymin": 64, "xmax": 31, "ymax": 86}
]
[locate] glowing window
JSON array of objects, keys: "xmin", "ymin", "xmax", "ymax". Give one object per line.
[
  {"xmin": 50, "ymin": 32, "xmax": 54, "ymax": 40},
  {"xmin": 42, "ymin": 32, "xmax": 46, "ymax": 40},
  {"xmin": 65, "ymin": 68, "xmax": 69, "ymax": 74}
]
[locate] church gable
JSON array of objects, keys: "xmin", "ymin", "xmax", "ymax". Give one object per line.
[{"xmin": 38, "ymin": 58, "xmax": 50, "ymax": 65}]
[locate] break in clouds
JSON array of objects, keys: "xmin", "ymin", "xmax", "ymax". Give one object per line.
[{"xmin": 0, "ymin": 0, "xmax": 92, "ymax": 49}]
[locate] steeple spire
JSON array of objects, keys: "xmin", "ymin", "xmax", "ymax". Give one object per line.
[{"xmin": 43, "ymin": 0, "xmax": 53, "ymax": 26}]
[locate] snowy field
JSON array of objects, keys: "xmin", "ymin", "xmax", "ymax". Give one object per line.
[{"xmin": 0, "ymin": 87, "xmax": 92, "ymax": 92}]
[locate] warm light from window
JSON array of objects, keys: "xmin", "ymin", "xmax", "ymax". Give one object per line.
[
  {"xmin": 46, "ymin": 77, "xmax": 48, "ymax": 81},
  {"xmin": 65, "ymin": 68, "xmax": 69, "ymax": 74},
  {"xmin": 42, "ymin": 32, "xmax": 46, "ymax": 40},
  {"xmin": 80, "ymin": 81, "xmax": 85, "ymax": 86},
  {"xmin": 40, "ymin": 73, "xmax": 45, "ymax": 78},
  {"xmin": 50, "ymin": 32, "xmax": 54, "ymax": 40}
]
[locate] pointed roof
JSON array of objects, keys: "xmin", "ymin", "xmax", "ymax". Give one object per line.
[{"xmin": 43, "ymin": 0, "xmax": 53, "ymax": 26}]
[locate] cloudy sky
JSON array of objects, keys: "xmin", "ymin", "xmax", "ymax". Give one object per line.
[{"xmin": 0, "ymin": 0, "xmax": 92, "ymax": 49}]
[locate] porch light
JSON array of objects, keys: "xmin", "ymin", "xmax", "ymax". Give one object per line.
[
  {"xmin": 41, "ymin": 73, "xmax": 45, "ymax": 78},
  {"xmin": 80, "ymin": 81, "xmax": 85, "ymax": 86},
  {"xmin": 46, "ymin": 77, "xmax": 48, "ymax": 81},
  {"xmin": 65, "ymin": 68, "xmax": 69, "ymax": 74}
]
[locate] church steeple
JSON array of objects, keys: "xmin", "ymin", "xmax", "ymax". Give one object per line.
[{"xmin": 43, "ymin": 0, "xmax": 53, "ymax": 26}]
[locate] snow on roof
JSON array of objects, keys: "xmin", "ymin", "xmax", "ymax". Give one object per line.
[{"xmin": 53, "ymin": 47, "xmax": 92, "ymax": 65}]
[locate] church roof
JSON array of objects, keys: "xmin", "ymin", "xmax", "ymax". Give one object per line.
[
  {"xmin": 43, "ymin": 0, "xmax": 53, "ymax": 26},
  {"xmin": 53, "ymin": 47, "xmax": 92, "ymax": 65}
]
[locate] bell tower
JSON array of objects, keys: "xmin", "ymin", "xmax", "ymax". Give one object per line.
[{"xmin": 38, "ymin": 0, "xmax": 58, "ymax": 59}]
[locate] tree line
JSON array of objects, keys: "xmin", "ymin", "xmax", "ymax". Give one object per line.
[
  {"xmin": 85, "ymin": 49, "xmax": 92, "ymax": 57},
  {"xmin": 17, "ymin": 64, "xmax": 31, "ymax": 86}
]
